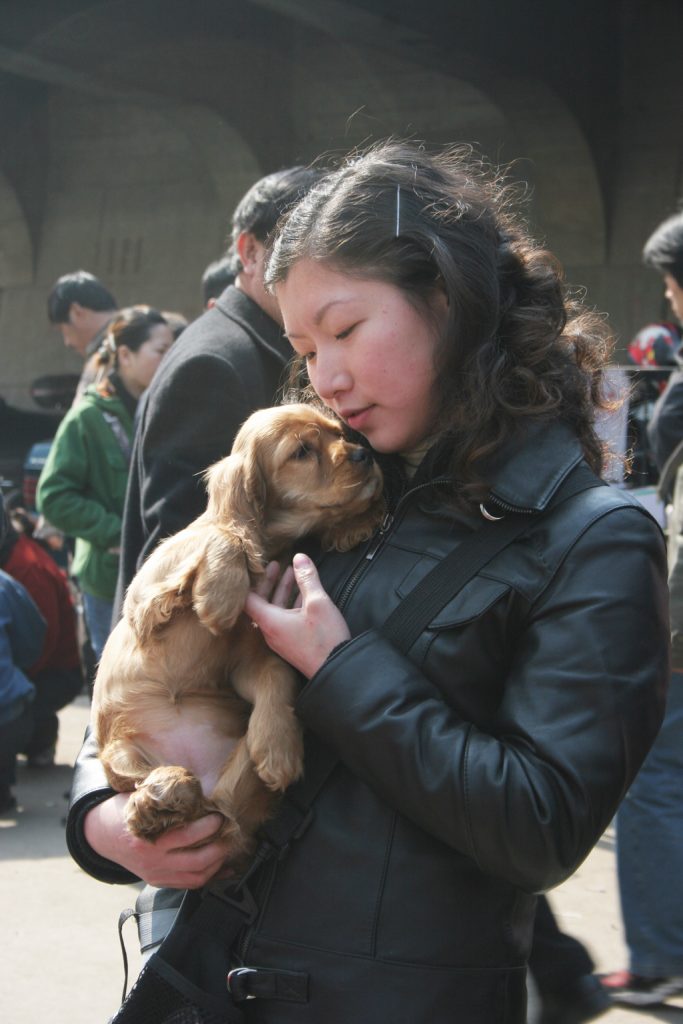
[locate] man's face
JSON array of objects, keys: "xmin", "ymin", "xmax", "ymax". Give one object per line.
[
  {"xmin": 664, "ymin": 273, "xmax": 683, "ymax": 325},
  {"xmin": 57, "ymin": 303, "xmax": 102, "ymax": 357}
]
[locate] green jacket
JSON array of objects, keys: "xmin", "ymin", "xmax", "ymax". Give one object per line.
[{"xmin": 37, "ymin": 386, "xmax": 134, "ymax": 600}]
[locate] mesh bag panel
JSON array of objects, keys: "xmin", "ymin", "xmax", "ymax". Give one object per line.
[{"xmin": 109, "ymin": 958, "xmax": 244, "ymax": 1024}]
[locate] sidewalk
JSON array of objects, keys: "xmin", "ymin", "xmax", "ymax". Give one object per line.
[{"xmin": 1, "ymin": 696, "xmax": 681, "ymax": 1024}]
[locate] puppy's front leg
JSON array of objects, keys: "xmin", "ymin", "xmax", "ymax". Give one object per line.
[
  {"xmin": 191, "ymin": 529, "xmax": 257, "ymax": 635},
  {"xmin": 232, "ymin": 630, "xmax": 304, "ymax": 792}
]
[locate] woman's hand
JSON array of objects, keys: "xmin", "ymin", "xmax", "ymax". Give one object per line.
[
  {"xmin": 244, "ymin": 554, "xmax": 351, "ymax": 679},
  {"xmin": 83, "ymin": 793, "xmax": 232, "ymax": 889}
]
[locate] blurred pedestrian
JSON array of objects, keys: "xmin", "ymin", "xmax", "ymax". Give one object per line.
[
  {"xmin": 0, "ymin": 496, "xmax": 45, "ymax": 812},
  {"xmin": 201, "ymin": 253, "xmax": 235, "ymax": 308},
  {"xmin": 47, "ymin": 270, "xmax": 118, "ymax": 403},
  {"xmin": 645, "ymin": 213, "xmax": 683, "ymax": 475},
  {"xmin": 111, "ymin": 165, "xmax": 323, "ymax": 615},
  {"xmin": 599, "ymin": 209, "xmax": 683, "ymax": 1009},
  {"xmin": 161, "ymin": 310, "xmax": 189, "ymax": 340},
  {"xmin": 37, "ymin": 307, "xmax": 173, "ymax": 659},
  {"xmin": 0, "ymin": 514, "xmax": 83, "ymax": 767}
]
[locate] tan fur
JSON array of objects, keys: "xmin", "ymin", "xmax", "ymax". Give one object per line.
[{"xmin": 92, "ymin": 404, "xmax": 384, "ymax": 869}]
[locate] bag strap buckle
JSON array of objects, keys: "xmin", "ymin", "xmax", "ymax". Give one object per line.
[
  {"xmin": 204, "ymin": 882, "xmax": 258, "ymax": 926},
  {"xmin": 227, "ymin": 966, "xmax": 309, "ymax": 1004},
  {"xmin": 227, "ymin": 967, "xmax": 258, "ymax": 1001}
]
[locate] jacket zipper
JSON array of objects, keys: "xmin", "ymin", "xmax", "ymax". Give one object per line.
[
  {"xmin": 237, "ymin": 476, "xmax": 452, "ymax": 960},
  {"xmin": 336, "ymin": 477, "xmax": 451, "ymax": 613},
  {"xmin": 485, "ymin": 497, "xmax": 538, "ymax": 515}
]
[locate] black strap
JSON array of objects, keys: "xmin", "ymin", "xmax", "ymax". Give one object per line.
[{"xmin": 382, "ymin": 464, "xmax": 604, "ymax": 655}]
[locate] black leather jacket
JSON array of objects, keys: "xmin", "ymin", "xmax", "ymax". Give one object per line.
[{"xmin": 67, "ymin": 420, "xmax": 670, "ymax": 1024}]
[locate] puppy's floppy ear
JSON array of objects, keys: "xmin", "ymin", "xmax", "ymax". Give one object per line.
[
  {"xmin": 205, "ymin": 451, "xmax": 267, "ymax": 529},
  {"xmin": 124, "ymin": 535, "xmax": 207, "ymax": 643}
]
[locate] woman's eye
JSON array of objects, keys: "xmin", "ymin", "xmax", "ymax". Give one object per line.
[{"xmin": 335, "ymin": 324, "xmax": 355, "ymax": 341}]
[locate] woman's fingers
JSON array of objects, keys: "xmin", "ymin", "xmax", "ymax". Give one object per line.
[
  {"xmin": 272, "ymin": 565, "xmax": 297, "ymax": 607},
  {"xmin": 155, "ymin": 812, "xmax": 224, "ymax": 852},
  {"xmin": 253, "ymin": 560, "xmax": 281, "ymax": 599}
]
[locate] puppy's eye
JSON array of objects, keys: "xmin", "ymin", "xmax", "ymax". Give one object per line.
[{"xmin": 291, "ymin": 443, "xmax": 313, "ymax": 460}]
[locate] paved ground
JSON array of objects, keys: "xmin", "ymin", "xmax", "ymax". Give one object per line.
[{"xmin": 1, "ymin": 695, "xmax": 682, "ymax": 1024}]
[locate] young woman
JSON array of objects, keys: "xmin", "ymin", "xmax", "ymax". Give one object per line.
[
  {"xmin": 37, "ymin": 306, "xmax": 173, "ymax": 658},
  {"xmin": 67, "ymin": 144, "xmax": 669, "ymax": 1023}
]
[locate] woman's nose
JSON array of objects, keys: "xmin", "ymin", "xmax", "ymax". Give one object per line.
[{"xmin": 312, "ymin": 354, "xmax": 352, "ymax": 401}]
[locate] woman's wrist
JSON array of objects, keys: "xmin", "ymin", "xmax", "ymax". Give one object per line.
[{"xmin": 83, "ymin": 792, "xmax": 131, "ymax": 863}]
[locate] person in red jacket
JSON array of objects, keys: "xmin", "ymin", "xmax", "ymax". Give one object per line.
[{"xmin": 0, "ymin": 521, "xmax": 83, "ymax": 766}]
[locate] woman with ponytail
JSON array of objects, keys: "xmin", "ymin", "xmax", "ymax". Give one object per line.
[{"xmin": 38, "ymin": 306, "xmax": 173, "ymax": 657}]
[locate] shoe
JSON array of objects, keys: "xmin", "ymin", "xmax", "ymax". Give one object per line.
[
  {"xmin": 539, "ymin": 974, "xmax": 611, "ymax": 1024},
  {"xmin": 26, "ymin": 743, "xmax": 56, "ymax": 768},
  {"xmin": 600, "ymin": 969, "xmax": 683, "ymax": 1007}
]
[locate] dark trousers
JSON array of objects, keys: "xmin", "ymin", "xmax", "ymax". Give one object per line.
[
  {"xmin": 22, "ymin": 665, "xmax": 83, "ymax": 756},
  {"xmin": 0, "ymin": 700, "xmax": 34, "ymax": 790},
  {"xmin": 529, "ymin": 894, "xmax": 594, "ymax": 995}
]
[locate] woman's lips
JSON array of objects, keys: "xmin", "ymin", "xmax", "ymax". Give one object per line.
[{"xmin": 341, "ymin": 405, "xmax": 374, "ymax": 431}]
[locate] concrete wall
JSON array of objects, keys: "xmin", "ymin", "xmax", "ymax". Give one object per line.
[{"xmin": 0, "ymin": 0, "xmax": 680, "ymax": 408}]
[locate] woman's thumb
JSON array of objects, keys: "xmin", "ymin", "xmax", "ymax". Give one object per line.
[{"xmin": 292, "ymin": 553, "xmax": 319, "ymax": 594}]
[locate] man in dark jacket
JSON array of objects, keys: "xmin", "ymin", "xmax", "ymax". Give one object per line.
[{"xmin": 113, "ymin": 165, "xmax": 322, "ymax": 619}]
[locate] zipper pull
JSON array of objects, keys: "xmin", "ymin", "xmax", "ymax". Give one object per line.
[{"xmin": 365, "ymin": 511, "xmax": 393, "ymax": 560}]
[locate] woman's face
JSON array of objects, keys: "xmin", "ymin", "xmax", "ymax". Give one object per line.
[
  {"xmin": 276, "ymin": 259, "xmax": 446, "ymax": 454},
  {"xmin": 118, "ymin": 323, "xmax": 174, "ymax": 397}
]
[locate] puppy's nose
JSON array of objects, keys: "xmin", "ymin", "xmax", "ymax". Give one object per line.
[{"xmin": 348, "ymin": 447, "xmax": 372, "ymax": 463}]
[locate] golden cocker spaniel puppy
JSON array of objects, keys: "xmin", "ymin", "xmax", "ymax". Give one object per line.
[{"xmin": 91, "ymin": 404, "xmax": 384, "ymax": 868}]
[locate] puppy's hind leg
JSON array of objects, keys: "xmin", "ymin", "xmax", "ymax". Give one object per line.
[
  {"xmin": 100, "ymin": 736, "xmax": 153, "ymax": 794},
  {"xmin": 209, "ymin": 739, "xmax": 274, "ymax": 869},
  {"xmin": 232, "ymin": 640, "xmax": 304, "ymax": 792}
]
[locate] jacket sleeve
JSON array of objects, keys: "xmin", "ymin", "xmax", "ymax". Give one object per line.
[
  {"xmin": 132, "ymin": 352, "xmax": 258, "ymax": 570},
  {"xmin": 667, "ymin": 465, "xmax": 683, "ymax": 669},
  {"xmin": 0, "ymin": 574, "xmax": 45, "ymax": 704},
  {"xmin": 647, "ymin": 374, "xmax": 683, "ymax": 471},
  {"xmin": 296, "ymin": 505, "xmax": 669, "ymax": 894},
  {"xmin": 37, "ymin": 410, "xmax": 122, "ymax": 550},
  {"xmin": 66, "ymin": 726, "xmax": 139, "ymax": 884}
]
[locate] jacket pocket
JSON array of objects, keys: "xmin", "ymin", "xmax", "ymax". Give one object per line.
[{"xmin": 396, "ymin": 560, "xmax": 510, "ymax": 629}]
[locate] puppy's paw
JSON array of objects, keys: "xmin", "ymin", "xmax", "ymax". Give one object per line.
[
  {"xmin": 125, "ymin": 765, "xmax": 207, "ymax": 840},
  {"xmin": 248, "ymin": 717, "xmax": 304, "ymax": 792}
]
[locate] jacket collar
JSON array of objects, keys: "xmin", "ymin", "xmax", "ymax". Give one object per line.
[
  {"xmin": 214, "ymin": 285, "xmax": 290, "ymax": 367},
  {"xmin": 485, "ymin": 419, "xmax": 584, "ymax": 514}
]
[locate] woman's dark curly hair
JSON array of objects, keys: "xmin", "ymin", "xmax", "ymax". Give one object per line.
[{"xmin": 266, "ymin": 140, "xmax": 614, "ymax": 508}]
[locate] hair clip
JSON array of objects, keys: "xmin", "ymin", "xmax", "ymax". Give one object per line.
[
  {"xmin": 98, "ymin": 333, "xmax": 116, "ymax": 359},
  {"xmin": 395, "ymin": 184, "xmax": 401, "ymax": 238}
]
